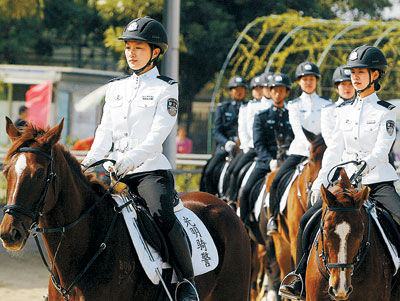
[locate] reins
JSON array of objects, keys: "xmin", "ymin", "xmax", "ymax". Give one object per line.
[{"xmin": 3, "ymin": 148, "xmax": 129, "ymax": 300}]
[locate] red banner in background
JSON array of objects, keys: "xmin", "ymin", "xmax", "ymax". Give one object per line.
[{"xmin": 25, "ymin": 80, "xmax": 52, "ymax": 129}]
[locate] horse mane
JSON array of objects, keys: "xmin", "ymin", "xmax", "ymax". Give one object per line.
[{"xmin": 6, "ymin": 123, "xmax": 108, "ymax": 197}]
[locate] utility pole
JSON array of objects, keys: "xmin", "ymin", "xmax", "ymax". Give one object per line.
[{"xmin": 162, "ymin": 0, "xmax": 180, "ymax": 168}]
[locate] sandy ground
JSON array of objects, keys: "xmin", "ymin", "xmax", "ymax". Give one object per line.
[{"xmin": 0, "ymin": 212, "xmax": 49, "ymax": 301}]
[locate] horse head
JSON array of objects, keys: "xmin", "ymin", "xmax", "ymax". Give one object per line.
[
  {"xmin": 320, "ymin": 168, "xmax": 369, "ymax": 300},
  {"xmin": 275, "ymin": 129, "xmax": 293, "ymax": 166},
  {"xmin": 0, "ymin": 117, "xmax": 63, "ymax": 250}
]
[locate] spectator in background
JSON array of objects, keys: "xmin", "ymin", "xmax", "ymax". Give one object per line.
[
  {"xmin": 176, "ymin": 126, "xmax": 193, "ymax": 153},
  {"xmin": 14, "ymin": 105, "xmax": 28, "ymax": 129},
  {"xmin": 73, "ymin": 137, "xmax": 95, "ymax": 151}
]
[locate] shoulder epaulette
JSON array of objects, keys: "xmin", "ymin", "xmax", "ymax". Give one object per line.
[
  {"xmin": 377, "ymin": 100, "xmax": 396, "ymax": 110},
  {"xmin": 108, "ymin": 75, "xmax": 130, "ymax": 83},
  {"xmin": 289, "ymin": 98, "xmax": 300, "ymax": 104},
  {"xmin": 338, "ymin": 99, "xmax": 354, "ymax": 107},
  {"xmin": 157, "ymin": 75, "xmax": 178, "ymax": 85},
  {"xmin": 323, "ymin": 102, "xmax": 334, "ymax": 108}
]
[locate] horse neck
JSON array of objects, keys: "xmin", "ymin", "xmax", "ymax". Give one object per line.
[{"xmin": 39, "ymin": 148, "xmax": 101, "ymax": 283}]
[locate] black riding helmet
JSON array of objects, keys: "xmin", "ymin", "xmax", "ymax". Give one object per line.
[
  {"xmin": 261, "ymin": 72, "xmax": 274, "ymax": 87},
  {"xmin": 332, "ymin": 66, "xmax": 351, "ymax": 85},
  {"xmin": 119, "ymin": 16, "xmax": 168, "ymax": 74},
  {"xmin": 228, "ymin": 76, "xmax": 247, "ymax": 89},
  {"xmin": 344, "ymin": 45, "xmax": 388, "ymax": 92},
  {"xmin": 295, "ymin": 62, "xmax": 320, "ymax": 79},
  {"xmin": 250, "ymin": 75, "xmax": 264, "ymax": 90},
  {"xmin": 269, "ymin": 73, "xmax": 291, "ymax": 89}
]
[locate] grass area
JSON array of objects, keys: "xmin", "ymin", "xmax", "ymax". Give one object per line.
[{"xmin": 0, "ymin": 173, "xmax": 6, "ymax": 205}]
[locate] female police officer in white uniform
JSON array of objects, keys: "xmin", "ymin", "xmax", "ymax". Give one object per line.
[
  {"xmin": 81, "ymin": 17, "xmax": 199, "ymax": 301},
  {"xmin": 280, "ymin": 45, "xmax": 400, "ymax": 299}
]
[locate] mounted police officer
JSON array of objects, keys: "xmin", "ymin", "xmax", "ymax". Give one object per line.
[
  {"xmin": 81, "ymin": 16, "xmax": 199, "ymax": 301},
  {"xmin": 321, "ymin": 66, "xmax": 355, "ymax": 146},
  {"xmin": 267, "ymin": 62, "xmax": 331, "ymax": 235},
  {"xmin": 223, "ymin": 74, "xmax": 272, "ymax": 205},
  {"xmin": 239, "ymin": 73, "xmax": 293, "ymax": 226},
  {"xmin": 202, "ymin": 76, "xmax": 247, "ymax": 195},
  {"xmin": 280, "ymin": 45, "xmax": 400, "ymax": 300}
]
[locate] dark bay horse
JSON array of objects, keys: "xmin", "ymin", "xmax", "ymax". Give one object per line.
[
  {"xmin": 0, "ymin": 118, "xmax": 251, "ymax": 301},
  {"xmin": 264, "ymin": 129, "xmax": 326, "ymax": 280},
  {"xmin": 306, "ymin": 169, "xmax": 400, "ymax": 300}
]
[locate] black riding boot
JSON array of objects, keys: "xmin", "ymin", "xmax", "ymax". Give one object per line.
[
  {"xmin": 167, "ymin": 220, "xmax": 199, "ymax": 301},
  {"xmin": 279, "ymin": 254, "xmax": 307, "ymax": 299}
]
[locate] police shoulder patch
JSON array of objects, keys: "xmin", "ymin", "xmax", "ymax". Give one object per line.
[
  {"xmin": 386, "ymin": 120, "xmax": 395, "ymax": 136},
  {"xmin": 167, "ymin": 98, "xmax": 178, "ymax": 116},
  {"xmin": 157, "ymin": 75, "xmax": 178, "ymax": 85},
  {"xmin": 289, "ymin": 97, "xmax": 300, "ymax": 104},
  {"xmin": 377, "ymin": 100, "xmax": 395, "ymax": 110},
  {"xmin": 108, "ymin": 75, "xmax": 130, "ymax": 83}
]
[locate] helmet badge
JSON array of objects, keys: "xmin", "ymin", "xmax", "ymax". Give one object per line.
[
  {"xmin": 275, "ymin": 75, "xmax": 283, "ymax": 82},
  {"xmin": 127, "ymin": 22, "xmax": 138, "ymax": 31},
  {"xmin": 304, "ymin": 64, "xmax": 312, "ymax": 70},
  {"xmin": 349, "ymin": 51, "xmax": 358, "ymax": 61},
  {"xmin": 344, "ymin": 69, "xmax": 351, "ymax": 75}
]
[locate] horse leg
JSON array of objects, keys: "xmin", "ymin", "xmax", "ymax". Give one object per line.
[
  {"xmin": 271, "ymin": 233, "xmax": 293, "ymax": 282},
  {"xmin": 250, "ymin": 240, "xmax": 261, "ymax": 300}
]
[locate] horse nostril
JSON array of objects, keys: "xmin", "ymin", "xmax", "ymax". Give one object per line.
[
  {"xmin": 328, "ymin": 286, "xmax": 335, "ymax": 297},
  {"xmin": 347, "ymin": 285, "xmax": 353, "ymax": 296},
  {"xmin": 12, "ymin": 228, "xmax": 22, "ymax": 242}
]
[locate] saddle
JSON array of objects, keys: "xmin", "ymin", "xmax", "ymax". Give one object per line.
[
  {"xmin": 375, "ymin": 204, "xmax": 400, "ymax": 259},
  {"xmin": 131, "ymin": 191, "xmax": 188, "ymax": 263}
]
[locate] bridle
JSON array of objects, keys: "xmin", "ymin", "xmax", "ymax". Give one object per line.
[
  {"xmin": 3, "ymin": 147, "xmax": 56, "ymax": 224},
  {"xmin": 2, "ymin": 147, "xmax": 128, "ymax": 300},
  {"xmin": 316, "ymin": 199, "xmax": 372, "ymax": 280}
]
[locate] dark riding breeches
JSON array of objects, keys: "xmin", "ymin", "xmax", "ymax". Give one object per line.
[
  {"xmin": 122, "ymin": 169, "xmax": 176, "ymax": 233},
  {"xmin": 203, "ymin": 149, "xmax": 227, "ymax": 195},
  {"xmin": 269, "ymin": 154, "xmax": 307, "ymax": 219},
  {"xmin": 225, "ymin": 148, "xmax": 256, "ymax": 201},
  {"xmin": 367, "ymin": 181, "xmax": 400, "ymax": 220}
]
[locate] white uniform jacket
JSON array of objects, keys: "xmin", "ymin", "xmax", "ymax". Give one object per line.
[
  {"xmin": 312, "ymin": 92, "xmax": 398, "ymax": 190},
  {"xmin": 287, "ymin": 92, "xmax": 332, "ymax": 157},
  {"xmin": 238, "ymin": 97, "xmax": 272, "ymax": 150},
  {"xmin": 321, "ymin": 97, "xmax": 344, "ymax": 147},
  {"xmin": 86, "ymin": 67, "xmax": 178, "ymax": 174}
]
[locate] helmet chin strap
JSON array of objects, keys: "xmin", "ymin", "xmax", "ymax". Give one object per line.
[
  {"xmin": 132, "ymin": 45, "xmax": 160, "ymax": 75},
  {"xmin": 356, "ymin": 69, "xmax": 378, "ymax": 94}
]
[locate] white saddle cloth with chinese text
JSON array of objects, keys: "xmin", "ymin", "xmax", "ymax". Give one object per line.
[{"xmin": 113, "ymin": 194, "xmax": 219, "ymax": 284}]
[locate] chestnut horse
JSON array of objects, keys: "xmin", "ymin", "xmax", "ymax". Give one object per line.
[
  {"xmin": 264, "ymin": 129, "xmax": 326, "ymax": 280},
  {"xmin": 0, "ymin": 118, "xmax": 251, "ymax": 301},
  {"xmin": 306, "ymin": 169, "xmax": 400, "ymax": 300}
]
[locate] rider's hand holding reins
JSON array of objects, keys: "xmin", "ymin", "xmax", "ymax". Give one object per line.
[
  {"xmin": 225, "ymin": 140, "xmax": 235, "ymax": 152},
  {"xmin": 115, "ymin": 154, "xmax": 136, "ymax": 176},
  {"xmin": 356, "ymin": 162, "xmax": 370, "ymax": 177},
  {"xmin": 269, "ymin": 159, "xmax": 278, "ymax": 172},
  {"xmin": 309, "ymin": 189, "xmax": 321, "ymax": 206},
  {"xmin": 81, "ymin": 156, "xmax": 97, "ymax": 170}
]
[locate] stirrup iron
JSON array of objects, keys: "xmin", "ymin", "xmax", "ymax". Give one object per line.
[{"xmin": 279, "ymin": 271, "xmax": 305, "ymax": 300}]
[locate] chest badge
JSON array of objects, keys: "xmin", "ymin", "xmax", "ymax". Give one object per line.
[
  {"xmin": 167, "ymin": 98, "xmax": 178, "ymax": 116},
  {"xmin": 386, "ymin": 120, "xmax": 395, "ymax": 136}
]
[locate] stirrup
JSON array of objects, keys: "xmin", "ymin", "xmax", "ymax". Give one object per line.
[
  {"xmin": 279, "ymin": 271, "xmax": 305, "ymax": 300},
  {"xmin": 175, "ymin": 278, "xmax": 200, "ymax": 301}
]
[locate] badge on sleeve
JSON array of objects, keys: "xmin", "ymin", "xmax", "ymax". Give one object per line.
[
  {"xmin": 167, "ymin": 98, "xmax": 178, "ymax": 116},
  {"xmin": 386, "ymin": 120, "xmax": 395, "ymax": 136}
]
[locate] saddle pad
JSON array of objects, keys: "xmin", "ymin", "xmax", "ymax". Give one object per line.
[
  {"xmin": 254, "ymin": 182, "xmax": 267, "ymax": 221},
  {"xmin": 113, "ymin": 194, "xmax": 219, "ymax": 284},
  {"xmin": 367, "ymin": 201, "xmax": 400, "ymax": 275},
  {"xmin": 218, "ymin": 161, "xmax": 230, "ymax": 196},
  {"xmin": 279, "ymin": 161, "xmax": 308, "ymax": 214}
]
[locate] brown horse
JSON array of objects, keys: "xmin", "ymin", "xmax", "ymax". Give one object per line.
[
  {"xmin": 0, "ymin": 118, "xmax": 251, "ymax": 301},
  {"xmin": 265, "ymin": 129, "xmax": 326, "ymax": 280},
  {"xmin": 306, "ymin": 169, "xmax": 400, "ymax": 300}
]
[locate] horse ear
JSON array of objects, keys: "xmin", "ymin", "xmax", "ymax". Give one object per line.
[
  {"xmin": 5, "ymin": 116, "xmax": 20, "ymax": 141},
  {"xmin": 321, "ymin": 184, "xmax": 337, "ymax": 207},
  {"xmin": 353, "ymin": 186, "xmax": 370, "ymax": 208},
  {"xmin": 43, "ymin": 119, "xmax": 64, "ymax": 147},
  {"xmin": 338, "ymin": 168, "xmax": 352, "ymax": 189},
  {"xmin": 302, "ymin": 127, "xmax": 316, "ymax": 143}
]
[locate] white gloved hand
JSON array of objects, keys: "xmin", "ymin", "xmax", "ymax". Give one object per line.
[
  {"xmin": 309, "ymin": 189, "xmax": 321, "ymax": 206},
  {"xmin": 115, "ymin": 155, "xmax": 136, "ymax": 177},
  {"xmin": 225, "ymin": 140, "xmax": 236, "ymax": 152},
  {"xmin": 269, "ymin": 159, "xmax": 278, "ymax": 172},
  {"xmin": 243, "ymin": 147, "xmax": 251, "ymax": 154},
  {"xmin": 81, "ymin": 156, "xmax": 97, "ymax": 169}
]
